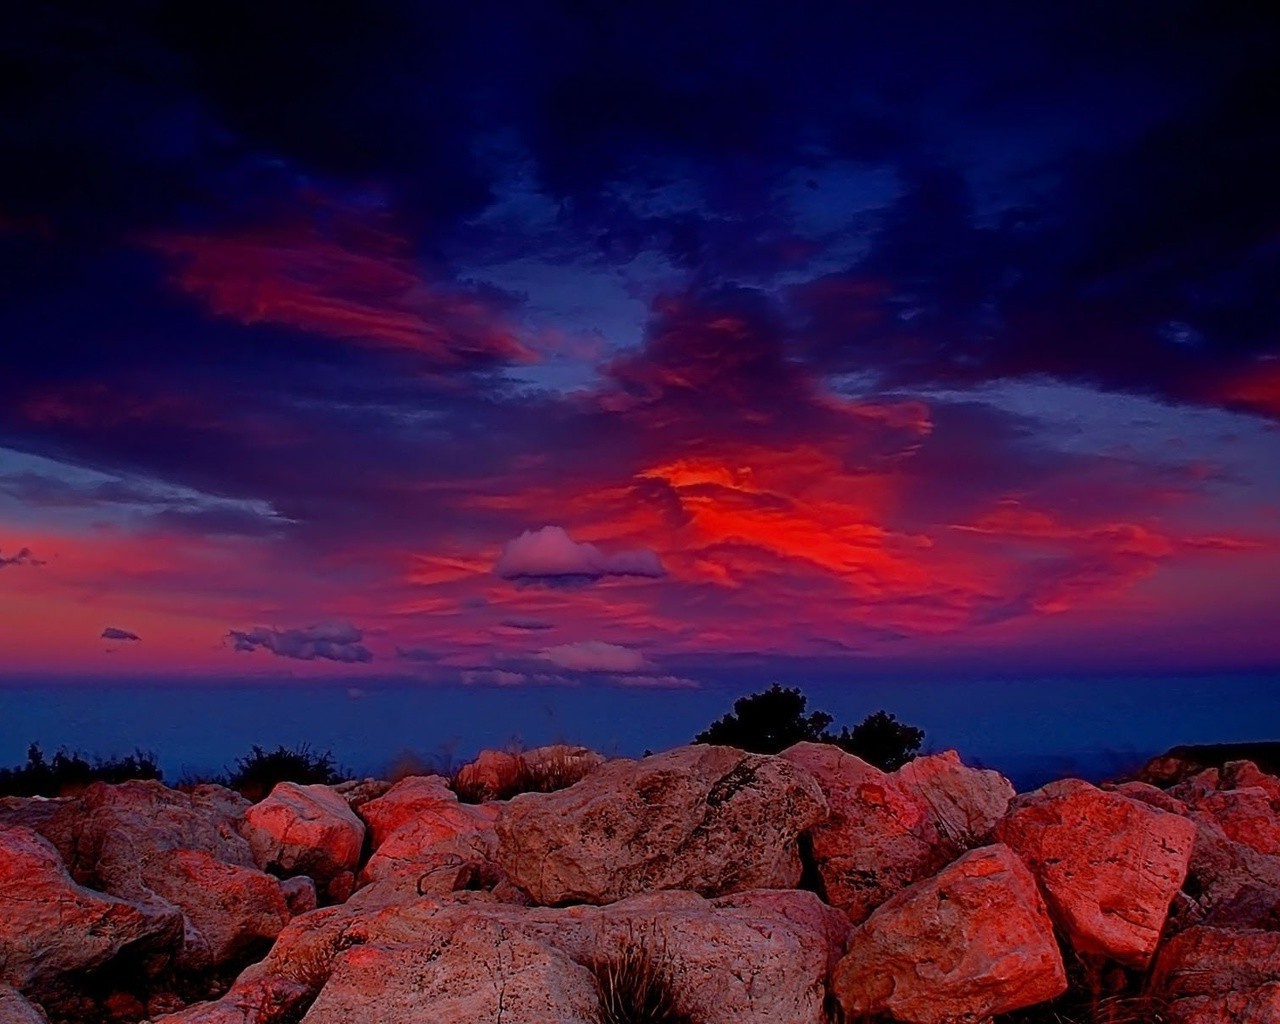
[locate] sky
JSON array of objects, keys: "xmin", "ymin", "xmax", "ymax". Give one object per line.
[{"xmin": 1, "ymin": 1, "xmax": 1279, "ymax": 692}]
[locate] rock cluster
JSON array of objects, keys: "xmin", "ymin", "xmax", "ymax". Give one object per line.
[{"xmin": 0, "ymin": 747, "xmax": 1277, "ymax": 1024}]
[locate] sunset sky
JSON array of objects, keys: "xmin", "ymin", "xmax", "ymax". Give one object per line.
[{"xmin": 2, "ymin": 2, "xmax": 1279, "ymax": 690}]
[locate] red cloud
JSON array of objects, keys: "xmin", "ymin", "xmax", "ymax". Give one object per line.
[{"xmin": 150, "ymin": 219, "xmax": 535, "ymax": 369}]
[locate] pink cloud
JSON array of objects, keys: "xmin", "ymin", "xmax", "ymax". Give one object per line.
[{"xmin": 541, "ymin": 640, "xmax": 651, "ymax": 673}]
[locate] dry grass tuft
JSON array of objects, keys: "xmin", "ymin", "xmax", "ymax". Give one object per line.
[{"xmin": 588, "ymin": 934, "xmax": 694, "ymax": 1024}]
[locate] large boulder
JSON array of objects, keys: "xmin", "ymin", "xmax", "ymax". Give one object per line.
[
  {"xmin": 0, "ymin": 826, "xmax": 181, "ymax": 997},
  {"xmin": 832, "ymin": 844, "xmax": 1066, "ymax": 1024},
  {"xmin": 299, "ymin": 918, "xmax": 599, "ymax": 1024},
  {"xmin": 355, "ymin": 775, "xmax": 456, "ymax": 849},
  {"xmin": 157, "ymin": 887, "xmax": 846, "ymax": 1024},
  {"xmin": 30, "ymin": 780, "xmax": 298, "ymax": 972},
  {"xmin": 357, "ymin": 799, "xmax": 500, "ymax": 901},
  {"xmin": 495, "ymin": 745, "xmax": 827, "ymax": 905},
  {"xmin": 1151, "ymin": 926, "xmax": 1280, "ymax": 1024},
  {"xmin": 144, "ymin": 850, "xmax": 291, "ymax": 971},
  {"xmin": 995, "ymin": 779, "xmax": 1196, "ymax": 967},
  {"xmin": 780, "ymin": 744, "xmax": 1014, "ymax": 922},
  {"xmin": 240, "ymin": 782, "xmax": 365, "ymax": 889},
  {"xmin": 1181, "ymin": 817, "xmax": 1280, "ymax": 930}
]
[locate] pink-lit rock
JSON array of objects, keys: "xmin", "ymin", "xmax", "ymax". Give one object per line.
[{"xmin": 832, "ymin": 844, "xmax": 1067, "ymax": 1024}]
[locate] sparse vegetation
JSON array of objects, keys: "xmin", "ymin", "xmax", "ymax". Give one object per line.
[
  {"xmin": 693, "ymin": 685, "xmax": 924, "ymax": 770},
  {"xmin": 0, "ymin": 743, "xmax": 161, "ymax": 797},
  {"xmin": 452, "ymin": 744, "xmax": 600, "ymax": 803},
  {"xmin": 589, "ymin": 933, "xmax": 694, "ymax": 1024},
  {"xmin": 225, "ymin": 743, "xmax": 350, "ymax": 801}
]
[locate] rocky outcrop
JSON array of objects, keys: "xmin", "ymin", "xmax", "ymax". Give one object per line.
[
  {"xmin": 832, "ymin": 844, "xmax": 1067, "ymax": 1024},
  {"xmin": 996, "ymin": 778, "xmax": 1196, "ymax": 967},
  {"xmin": 355, "ymin": 774, "xmax": 456, "ymax": 849},
  {"xmin": 157, "ymin": 888, "xmax": 845, "ymax": 1024},
  {"xmin": 495, "ymin": 745, "xmax": 827, "ymax": 906},
  {"xmin": 0, "ymin": 826, "xmax": 180, "ymax": 998},
  {"xmin": 357, "ymin": 799, "xmax": 500, "ymax": 900},
  {"xmin": 21, "ymin": 780, "xmax": 303, "ymax": 975},
  {"xmin": 240, "ymin": 782, "xmax": 365, "ymax": 893},
  {"xmin": 780, "ymin": 743, "xmax": 1013, "ymax": 922},
  {"xmin": 1151, "ymin": 926, "xmax": 1280, "ymax": 1024},
  {"xmin": 144, "ymin": 850, "xmax": 292, "ymax": 971}
]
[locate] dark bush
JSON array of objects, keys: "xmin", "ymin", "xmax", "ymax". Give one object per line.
[
  {"xmin": 693, "ymin": 684, "xmax": 924, "ymax": 770},
  {"xmin": 0, "ymin": 743, "xmax": 162, "ymax": 797},
  {"xmin": 226, "ymin": 743, "xmax": 350, "ymax": 801}
]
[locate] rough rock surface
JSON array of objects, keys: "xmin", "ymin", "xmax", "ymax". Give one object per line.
[
  {"xmin": 144, "ymin": 850, "xmax": 291, "ymax": 970},
  {"xmin": 496, "ymin": 744, "xmax": 827, "ymax": 905},
  {"xmin": 833, "ymin": 844, "xmax": 1067, "ymax": 1024},
  {"xmin": 355, "ymin": 774, "xmax": 456, "ymax": 849},
  {"xmin": 1182, "ymin": 817, "xmax": 1280, "ymax": 929},
  {"xmin": 240, "ymin": 782, "xmax": 365, "ymax": 886},
  {"xmin": 300, "ymin": 918, "xmax": 599, "ymax": 1024},
  {"xmin": 357, "ymin": 799, "xmax": 500, "ymax": 901},
  {"xmin": 0, "ymin": 984, "xmax": 48, "ymax": 1024},
  {"xmin": 781, "ymin": 743, "xmax": 1013, "ymax": 922},
  {"xmin": 0, "ymin": 826, "xmax": 180, "ymax": 995},
  {"xmin": 996, "ymin": 778, "xmax": 1196, "ymax": 966},
  {"xmin": 1151, "ymin": 926, "xmax": 1280, "ymax": 1024},
  {"xmin": 29, "ymin": 780, "xmax": 301, "ymax": 973},
  {"xmin": 158, "ymin": 888, "xmax": 845, "ymax": 1024},
  {"xmin": 452, "ymin": 749, "xmax": 523, "ymax": 802}
]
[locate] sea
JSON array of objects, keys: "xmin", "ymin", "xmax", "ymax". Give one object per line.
[{"xmin": 2, "ymin": 673, "xmax": 1278, "ymax": 790}]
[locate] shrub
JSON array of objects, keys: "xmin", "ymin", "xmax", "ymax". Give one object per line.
[
  {"xmin": 226, "ymin": 743, "xmax": 350, "ymax": 801},
  {"xmin": 589, "ymin": 934, "xmax": 693, "ymax": 1024},
  {"xmin": 693, "ymin": 684, "xmax": 924, "ymax": 770},
  {"xmin": 0, "ymin": 743, "xmax": 162, "ymax": 797}
]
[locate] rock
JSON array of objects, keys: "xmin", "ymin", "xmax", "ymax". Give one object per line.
[
  {"xmin": 240, "ymin": 783, "xmax": 365, "ymax": 887},
  {"xmin": 46, "ymin": 781, "xmax": 255, "ymax": 878},
  {"xmin": 1151, "ymin": 926, "xmax": 1280, "ymax": 1024},
  {"xmin": 1139, "ymin": 744, "xmax": 1280, "ymax": 788},
  {"xmin": 143, "ymin": 850, "xmax": 291, "ymax": 971},
  {"xmin": 1109, "ymin": 780, "xmax": 1189, "ymax": 816},
  {"xmin": 1193, "ymin": 788, "xmax": 1280, "ymax": 856},
  {"xmin": 452, "ymin": 745, "xmax": 606, "ymax": 802},
  {"xmin": 355, "ymin": 775, "xmax": 455, "ymax": 849},
  {"xmin": 996, "ymin": 779, "xmax": 1196, "ymax": 967},
  {"xmin": 280, "ymin": 877, "xmax": 318, "ymax": 917},
  {"xmin": 1182, "ymin": 817, "xmax": 1280, "ymax": 929},
  {"xmin": 331, "ymin": 778, "xmax": 393, "ymax": 814},
  {"xmin": 495, "ymin": 745, "xmax": 827, "ymax": 905},
  {"xmin": 0, "ymin": 796, "xmax": 71, "ymax": 838},
  {"xmin": 358, "ymin": 800, "xmax": 499, "ymax": 900},
  {"xmin": 0, "ymin": 826, "xmax": 181, "ymax": 996},
  {"xmin": 300, "ymin": 918, "xmax": 600, "ymax": 1024},
  {"xmin": 1221, "ymin": 760, "xmax": 1280, "ymax": 802},
  {"xmin": 780, "ymin": 744, "xmax": 1013, "ymax": 923},
  {"xmin": 0, "ymin": 985, "xmax": 48, "ymax": 1024},
  {"xmin": 452, "ymin": 749, "xmax": 523, "ymax": 802},
  {"xmin": 32, "ymin": 780, "xmax": 301, "ymax": 973},
  {"xmin": 161, "ymin": 888, "xmax": 844, "ymax": 1024},
  {"xmin": 832, "ymin": 844, "xmax": 1067, "ymax": 1024}
]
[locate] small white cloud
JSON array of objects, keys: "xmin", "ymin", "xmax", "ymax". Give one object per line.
[{"xmin": 495, "ymin": 526, "xmax": 664, "ymax": 586}]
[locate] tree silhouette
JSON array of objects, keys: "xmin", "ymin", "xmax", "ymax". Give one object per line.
[{"xmin": 694, "ymin": 685, "xmax": 923, "ymax": 770}]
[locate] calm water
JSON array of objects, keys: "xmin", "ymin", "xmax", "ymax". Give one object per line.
[{"xmin": 1, "ymin": 674, "xmax": 1277, "ymax": 790}]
